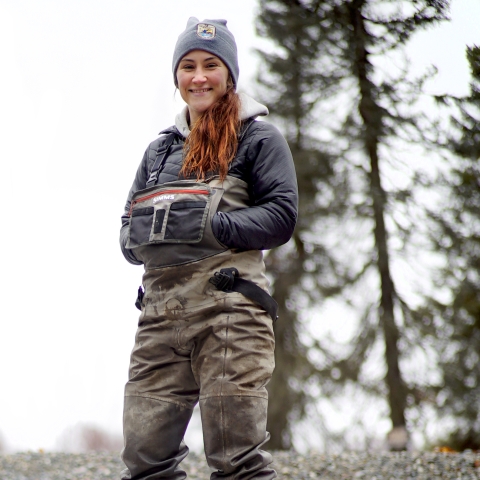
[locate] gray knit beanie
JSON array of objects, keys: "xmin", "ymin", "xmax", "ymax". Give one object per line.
[{"xmin": 172, "ymin": 17, "xmax": 239, "ymax": 89}]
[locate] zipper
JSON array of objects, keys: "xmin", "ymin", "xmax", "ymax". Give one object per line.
[{"xmin": 128, "ymin": 188, "xmax": 210, "ymax": 217}]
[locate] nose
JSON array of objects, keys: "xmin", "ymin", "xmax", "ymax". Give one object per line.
[{"xmin": 192, "ymin": 68, "xmax": 207, "ymax": 84}]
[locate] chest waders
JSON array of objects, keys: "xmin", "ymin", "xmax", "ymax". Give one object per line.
[{"xmin": 121, "ymin": 134, "xmax": 278, "ymax": 480}]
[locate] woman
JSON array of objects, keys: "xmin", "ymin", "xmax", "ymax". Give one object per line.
[{"xmin": 119, "ymin": 17, "xmax": 298, "ymax": 480}]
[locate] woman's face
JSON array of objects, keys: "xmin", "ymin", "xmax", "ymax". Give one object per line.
[{"xmin": 176, "ymin": 49, "xmax": 230, "ymax": 125}]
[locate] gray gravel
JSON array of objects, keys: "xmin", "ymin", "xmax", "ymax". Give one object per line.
[{"xmin": 1, "ymin": 450, "xmax": 480, "ymax": 479}]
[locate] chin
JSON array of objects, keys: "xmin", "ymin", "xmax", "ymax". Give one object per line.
[{"xmin": 192, "ymin": 103, "xmax": 214, "ymax": 116}]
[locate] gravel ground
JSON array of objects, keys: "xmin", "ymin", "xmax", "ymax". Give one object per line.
[{"xmin": 1, "ymin": 450, "xmax": 480, "ymax": 479}]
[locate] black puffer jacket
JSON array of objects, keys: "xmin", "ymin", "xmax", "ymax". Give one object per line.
[{"xmin": 120, "ymin": 117, "xmax": 298, "ymax": 266}]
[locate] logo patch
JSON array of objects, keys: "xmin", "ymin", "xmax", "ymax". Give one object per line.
[
  {"xmin": 196, "ymin": 23, "xmax": 216, "ymax": 39},
  {"xmin": 153, "ymin": 194, "xmax": 175, "ymax": 204}
]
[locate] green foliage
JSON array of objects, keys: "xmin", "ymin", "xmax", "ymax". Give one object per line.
[
  {"xmin": 426, "ymin": 45, "xmax": 480, "ymax": 449},
  {"xmin": 256, "ymin": 0, "xmax": 450, "ymax": 450}
]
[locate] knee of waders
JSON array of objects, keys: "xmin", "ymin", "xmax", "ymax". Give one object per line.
[
  {"xmin": 201, "ymin": 396, "xmax": 274, "ymax": 477},
  {"xmin": 122, "ymin": 396, "xmax": 193, "ymax": 477}
]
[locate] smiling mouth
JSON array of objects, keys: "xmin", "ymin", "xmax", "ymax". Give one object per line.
[{"xmin": 189, "ymin": 88, "xmax": 212, "ymax": 93}]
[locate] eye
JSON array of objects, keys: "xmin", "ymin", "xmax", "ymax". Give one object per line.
[{"xmin": 206, "ymin": 63, "xmax": 218, "ymax": 68}]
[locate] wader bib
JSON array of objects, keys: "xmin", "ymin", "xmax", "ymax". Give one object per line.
[{"xmin": 121, "ymin": 142, "xmax": 277, "ymax": 479}]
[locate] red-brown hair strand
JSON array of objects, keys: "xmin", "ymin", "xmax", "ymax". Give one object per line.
[{"xmin": 181, "ymin": 86, "xmax": 241, "ymax": 181}]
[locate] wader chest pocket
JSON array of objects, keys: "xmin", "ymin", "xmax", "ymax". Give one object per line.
[
  {"xmin": 130, "ymin": 207, "xmax": 155, "ymax": 246},
  {"xmin": 164, "ymin": 201, "xmax": 207, "ymax": 240},
  {"xmin": 126, "ymin": 183, "xmax": 214, "ymax": 248}
]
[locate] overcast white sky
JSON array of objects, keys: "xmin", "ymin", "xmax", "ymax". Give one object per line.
[{"xmin": 0, "ymin": 0, "xmax": 479, "ymax": 453}]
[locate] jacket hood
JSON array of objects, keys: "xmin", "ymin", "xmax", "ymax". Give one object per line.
[{"xmin": 174, "ymin": 92, "xmax": 269, "ymax": 138}]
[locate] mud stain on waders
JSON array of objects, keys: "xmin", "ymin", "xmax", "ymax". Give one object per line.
[
  {"xmin": 165, "ymin": 297, "xmax": 187, "ymax": 320},
  {"xmin": 156, "ymin": 264, "xmax": 197, "ymax": 292}
]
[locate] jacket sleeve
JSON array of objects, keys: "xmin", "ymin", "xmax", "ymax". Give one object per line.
[
  {"xmin": 212, "ymin": 122, "xmax": 298, "ymax": 251},
  {"xmin": 119, "ymin": 148, "xmax": 149, "ymax": 265}
]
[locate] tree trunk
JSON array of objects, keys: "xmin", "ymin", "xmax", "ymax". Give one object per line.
[
  {"xmin": 265, "ymin": 29, "xmax": 307, "ymax": 449},
  {"xmin": 266, "ymin": 299, "xmax": 294, "ymax": 450},
  {"xmin": 349, "ymin": 0, "xmax": 408, "ymax": 450},
  {"xmin": 265, "ymin": 234, "xmax": 307, "ymax": 450}
]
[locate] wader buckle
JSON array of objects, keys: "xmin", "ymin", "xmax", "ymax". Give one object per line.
[
  {"xmin": 209, "ymin": 268, "xmax": 239, "ymax": 292},
  {"xmin": 208, "ymin": 267, "xmax": 278, "ymax": 322},
  {"xmin": 135, "ymin": 286, "xmax": 145, "ymax": 311}
]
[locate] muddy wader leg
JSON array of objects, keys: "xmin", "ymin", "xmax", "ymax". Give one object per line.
[
  {"xmin": 191, "ymin": 304, "xmax": 277, "ymax": 479},
  {"xmin": 121, "ymin": 396, "xmax": 193, "ymax": 480},
  {"xmin": 201, "ymin": 396, "xmax": 275, "ymax": 479},
  {"xmin": 120, "ymin": 315, "xmax": 200, "ymax": 480}
]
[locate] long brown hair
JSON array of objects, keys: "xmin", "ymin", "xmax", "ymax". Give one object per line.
[{"xmin": 181, "ymin": 85, "xmax": 241, "ymax": 181}]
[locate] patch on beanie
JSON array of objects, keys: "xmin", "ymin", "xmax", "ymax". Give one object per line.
[{"xmin": 196, "ymin": 23, "xmax": 216, "ymax": 39}]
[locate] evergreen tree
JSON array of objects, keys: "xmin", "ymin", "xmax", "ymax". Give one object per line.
[
  {"xmin": 256, "ymin": 0, "xmax": 449, "ymax": 450},
  {"xmin": 426, "ymin": 45, "xmax": 480, "ymax": 449},
  {"xmin": 255, "ymin": 1, "xmax": 348, "ymax": 449}
]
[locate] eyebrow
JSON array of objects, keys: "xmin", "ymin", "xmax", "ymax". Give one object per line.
[{"xmin": 180, "ymin": 56, "xmax": 219, "ymax": 62}]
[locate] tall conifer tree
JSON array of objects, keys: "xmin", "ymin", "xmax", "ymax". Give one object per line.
[
  {"xmin": 256, "ymin": 0, "xmax": 449, "ymax": 450},
  {"xmin": 426, "ymin": 45, "xmax": 480, "ymax": 449},
  {"xmin": 255, "ymin": 1, "xmax": 348, "ymax": 449}
]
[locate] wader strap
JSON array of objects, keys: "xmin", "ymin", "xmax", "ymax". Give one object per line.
[
  {"xmin": 209, "ymin": 268, "xmax": 278, "ymax": 321},
  {"xmin": 146, "ymin": 133, "xmax": 177, "ymax": 188}
]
